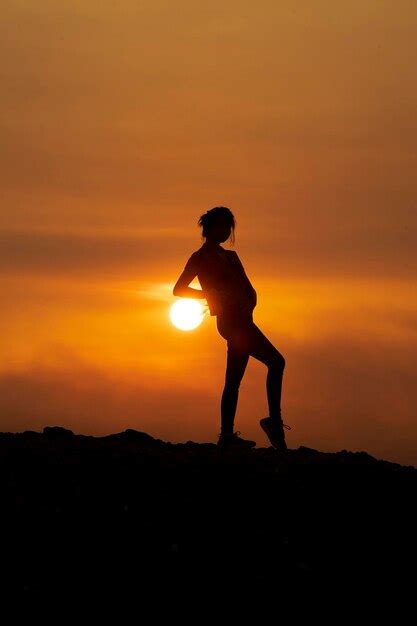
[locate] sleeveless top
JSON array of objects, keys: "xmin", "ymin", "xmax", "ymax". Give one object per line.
[{"xmin": 182, "ymin": 244, "xmax": 257, "ymax": 317}]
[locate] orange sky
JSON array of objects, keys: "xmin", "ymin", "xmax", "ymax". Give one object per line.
[{"xmin": 1, "ymin": 1, "xmax": 416, "ymax": 465}]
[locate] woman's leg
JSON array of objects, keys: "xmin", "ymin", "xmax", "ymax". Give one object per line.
[
  {"xmin": 220, "ymin": 339, "xmax": 250, "ymax": 434},
  {"xmin": 245, "ymin": 322, "xmax": 286, "ymax": 420}
]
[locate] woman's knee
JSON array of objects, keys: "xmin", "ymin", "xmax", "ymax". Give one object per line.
[
  {"xmin": 269, "ymin": 351, "xmax": 285, "ymax": 371},
  {"xmin": 225, "ymin": 363, "xmax": 246, "ymax": 387},
  {"xmin": 224, "ymin": 375, "xmax": 243, "ymax": 391}
]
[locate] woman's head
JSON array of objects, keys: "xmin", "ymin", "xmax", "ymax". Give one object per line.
[{"xmin": 197, "ymin": 206, "xmax": 236, "ymax": 245}]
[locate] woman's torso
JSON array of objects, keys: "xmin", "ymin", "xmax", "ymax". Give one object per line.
[{"xmin": 192, "ymin": 245, "xmax": 256, "ymax": 318}]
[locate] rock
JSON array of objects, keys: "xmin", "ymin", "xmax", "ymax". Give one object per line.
[
  {"xmin": 101, "ymin": 428, "xmax": 163, "ymax": 445},
  {"xmin": 43, "ymin": 426, "xmax": 75, "ymax": 439}
]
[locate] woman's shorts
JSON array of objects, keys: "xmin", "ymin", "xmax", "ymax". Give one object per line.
[{"xmin": 216, "ymin": 310, "xmax": 255, "ymax": 342}]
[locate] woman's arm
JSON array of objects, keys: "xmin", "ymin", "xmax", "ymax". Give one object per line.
[
  {"xmin": 173, "ymin": 253, "xmax": 206, "ymax": 299},
  {"xmin": 175, "ymin": 285, "xmax": 206, "ymax": 299}
]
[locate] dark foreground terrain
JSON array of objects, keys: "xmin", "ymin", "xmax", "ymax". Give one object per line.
[{"xmin": 1, "ymin": 426, "xmax": 416, "ymax": 609}]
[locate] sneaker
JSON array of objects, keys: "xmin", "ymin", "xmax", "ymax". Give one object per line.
[
  {"xmin": 259, "ymin": 416, "xmax": 291, "ymax": 451},
  {"xmin": 217, "ymin": 430, "xmax": 256, "ymax": 448}
]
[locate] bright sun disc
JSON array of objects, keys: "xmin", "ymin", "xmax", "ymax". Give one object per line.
[{"xmin": 170, "ymin": 298, "xmax": 205, "ymax": 330}]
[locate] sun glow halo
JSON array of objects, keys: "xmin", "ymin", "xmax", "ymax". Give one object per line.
[{"xmin": 170, "ymin": 298, "xmax": 205, "ymax": 331}]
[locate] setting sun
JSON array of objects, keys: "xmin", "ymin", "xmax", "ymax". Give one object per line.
[{"xmin": 169, "ymin": 299, "xmax": 205, "ymax": 331}]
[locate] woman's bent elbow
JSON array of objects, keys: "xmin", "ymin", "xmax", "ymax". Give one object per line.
[{"xmin": 173, "ymin": 285, "xmax": 187, "ymax": 297}]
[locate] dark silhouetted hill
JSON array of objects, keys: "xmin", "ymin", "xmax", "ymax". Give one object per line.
[{"xmin": 1, "ymin": 426, "xmax": 416, "ymax": 608}]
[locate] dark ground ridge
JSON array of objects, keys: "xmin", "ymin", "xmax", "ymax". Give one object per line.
[{"xmin": 1, "ymin": 425, "xmax": 416, "ymax": 605}]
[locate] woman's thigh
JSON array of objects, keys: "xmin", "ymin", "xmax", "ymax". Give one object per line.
[
  {"xmin": 246, "ymin": 322, "xmax": 285, "ymax": 368},
  {"xmin": 216, "ymin": 311, "xmax": 252, "ymax": 343},
  {"xmin": 218, "ymin": 315, "xmax": 284, "ymax": 368},
  {"xmin": 224, "ymin": 342, "xmax": 250, "ymax": 386},
  {"xmin": 217, "ymin": 314, "xmax": 251, "ymax": 386}
]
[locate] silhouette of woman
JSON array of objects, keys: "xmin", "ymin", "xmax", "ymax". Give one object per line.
[{"xmin": 173, "ymin": 206, "xmax": 290, "ymax": 450}]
